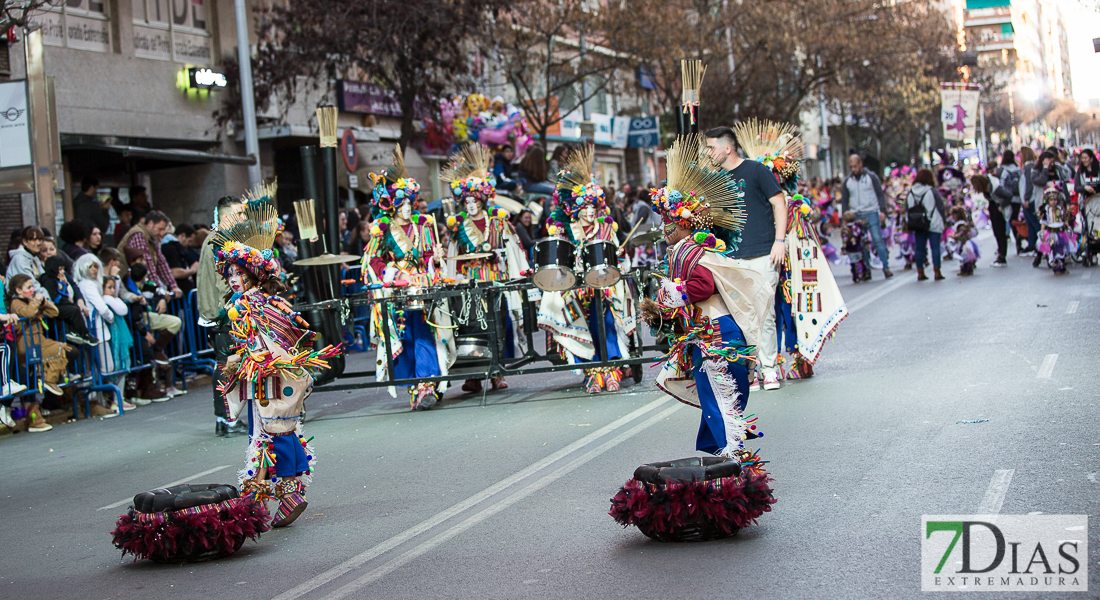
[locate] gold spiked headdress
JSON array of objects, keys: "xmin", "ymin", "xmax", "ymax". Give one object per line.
[
  {"xmin": 554, "ymin": 145, "xmax": 607, "ymax": 218},
  {"xmin": 650, "ymin": 134, "xmax": 746, "ymax": 249},
  {"xmin": 732, "ymin": 118, "xmax": 804, "ymax": 192},
  {"xmin": 211, "ymin": 181, "xmax": 284, "ymax": 282},
  {"xmin": 440, "ymin": 143, "xmax": 496, "ymax": 203}
]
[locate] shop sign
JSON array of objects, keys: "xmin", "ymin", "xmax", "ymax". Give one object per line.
[
  {"xmin": 337, "ymin": 80, "xmax": 402, "ymax": 116},
  {"xmin": 64, "ymin": 14, "xmax": 110, "ymax": 52},
  {"xmin": 133, "ymin": 25, "xmax": 172, "ymax": 61},
  {"xmin": 0, "ymin": 81, "xmax": 32, "ymax": 168},
  {"xmin": 188, "ymin": 67, "xmax": 227, "ymax": 90},
  {"xmin": 627, "ymin": 116, "xmax": 659, "ymax": 148},
  {"xmin": 173, "ymin": 30, "xmax": 212, "ymax": 65}
]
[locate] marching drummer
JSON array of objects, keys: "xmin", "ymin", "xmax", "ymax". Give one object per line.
[
  {"xmin": 362, "ymin": 145, "xmax": 457, "ymax": 410},
  {"xmin": 441, "ymin": 144, "xmax": 531, "ymax": 393},
  {"xmin": 537, "ymin": 145, "xmax": 637, "ymax": 393}
]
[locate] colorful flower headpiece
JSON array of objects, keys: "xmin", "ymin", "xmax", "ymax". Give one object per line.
[
  {"xmin": 370, "ymin": 213, "xmax": 432, "ymax": 238},
  {"xmin": 215, "ymin": 240, "xmax": 284, "ymax": 283},
  {"xmin": 370, "ymin": 172, "xmax": 421, "ymax": 215},
  {"xmin": 445, "ymin": 207, "xmax": 508, "ymax": 230},
  {"xmin": 450, "ymin": 175, "xmax": 496, "ymax": 205},
  {"xmin": 553, "ymin": 177, "xmax": 607, "ymax": 219},
  {"xmin": 649, "ymin": 186, "xmax": 724, "ymax": 250}
]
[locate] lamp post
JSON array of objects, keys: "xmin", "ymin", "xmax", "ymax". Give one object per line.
[{"xmin": 234, "ymin": 0, "xmax": 261, "ymax": 187}]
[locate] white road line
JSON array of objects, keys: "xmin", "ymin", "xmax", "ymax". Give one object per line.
[
  {"xmin": 96, "ymin": 465, "xmax": 233, "ymax": 511},
  {"xmin": 1037, "ymin": 353, "xmax": 1058, "ymax": 379},
  {"xmin": 846, "ymin": 276, "xmax": 910, "ymax": 314},
  {"xmin": 976, "ymin": 469, "xmax": 1014, "ymax": 515},
  {"xmin": 323, "ymin": 403, "xmax": 684, "ymax": 600},
  {"xmin": 273, "ymin": 396, "xmax": 673, "ymax": 600},
  {"xmin": 1067, "ymin": 300, "xmax": 1079, "ymax": 314}
]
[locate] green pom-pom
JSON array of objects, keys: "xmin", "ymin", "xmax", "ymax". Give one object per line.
[
  {"xmin": 693, "ymin": 231, "xmax": 708, "ymax": 244},
  {"xmin": 793, "ymin": 194, "xmax": 804, "ymax": 201},
  {"xmin": 379, "ymin": 216, "xmax": 391, "ymax": 224}
]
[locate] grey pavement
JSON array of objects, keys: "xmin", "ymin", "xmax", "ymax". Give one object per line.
[{"xmin": 2, "ymin": 235, "xmax": 1099, "ymax": 600}]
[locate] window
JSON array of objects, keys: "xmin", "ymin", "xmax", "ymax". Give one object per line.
[
  {"xmin": 133, "ymin": 0, "xmax": 211, "ymax": 64},
  {"xmin": 30, "ymin": 0, "xmax": 112, "ymax": 52}
]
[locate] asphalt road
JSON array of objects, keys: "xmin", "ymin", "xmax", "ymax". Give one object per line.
[{"xmin": 2, "ymin": 235, "xmax": 1099, "ymax": 600}]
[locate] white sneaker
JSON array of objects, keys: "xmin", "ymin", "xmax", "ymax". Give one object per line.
[
  {"xmin": 130, "ymin": 397, "xmax": 152, "ymax": 406},
  {"xmin": 4, "ymin": 381, "xmax": 27, "ymax": 396},
  {"xmin": 0, "ymin": 405, "xmax": 15, "ymax": 428},
  {"xmin": 121, "ymin": 400, "xmax": 137, "ymax": 411},
  {"xmin": 166, "ymin": 387, "xmax": 184, "ymax": 398},
  {"xmin": 748, "ymin": 376, "xmax": 761, "ymax": 392},
  {"xmin": 762, "ymin": 372, "xmax": 782, "ymax": 391}
]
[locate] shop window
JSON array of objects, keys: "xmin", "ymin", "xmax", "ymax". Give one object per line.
[
  {"xmin": 30, "ymin": 0, "xmax": 112, "ymax": 52},
  {"xmin": 133, "ymin": 0, "xmax": 211, "ymax": 64}
]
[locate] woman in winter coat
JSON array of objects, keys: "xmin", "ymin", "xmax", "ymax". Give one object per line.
[
  {"xmin": 906, "ymin": 169, "xmax": 947, "ymax": 281},
  {"xmin": 1074, "ymin": 149, "xmax": 1100, "ymax": 201},
  {"xmin": 990, "ymin": 150, "xmax": 1022, "ymax": 266}
]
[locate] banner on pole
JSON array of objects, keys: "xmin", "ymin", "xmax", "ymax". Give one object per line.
[{"xmin": 940, "ymin": 82, "xmax": 980, "ymax": 142}]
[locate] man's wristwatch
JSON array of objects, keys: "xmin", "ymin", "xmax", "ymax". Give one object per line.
[{"xmin": 774, "ymin": 239, "xmax": 786, "ymax": 243}]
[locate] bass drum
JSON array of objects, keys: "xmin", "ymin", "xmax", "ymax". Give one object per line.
[
  {"xmin": 532, "ymin": 237, "xmax": 577, "ymax": 291},
  {"xmin": 582, "ymin": 240, "xmax": 621, "ymax": 288}
]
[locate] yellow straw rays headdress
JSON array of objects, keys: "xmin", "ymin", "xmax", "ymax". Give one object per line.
[
  {"xmin": 732, "ymin": 118, "xmax": 804, "ymax": 190},
  {"xmin": 664, "ymin": 133, "xmax": 746, "ymax": 233},
  {"xmin": 440, "ymin": 143, "xmax": 493, "ymax": 185},
  {"xmin": 211, "ymin": 181, "xmax": 283, "ymax": 281},
  {"xmin": 382, "ymin": 143, "xmax": 409, "ymax": 183},
  {"xmin": 555, "ymin": 144, "xmax": 596, "ymax": 192}
]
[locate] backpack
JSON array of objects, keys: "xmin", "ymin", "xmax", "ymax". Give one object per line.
[
  {"xmin": 993, "ymin": 168, "xmax": 1020, "ymax": 207},
  {"xmin": 906, "ymin": 189, "xmax": 931, "ymax": 233}
]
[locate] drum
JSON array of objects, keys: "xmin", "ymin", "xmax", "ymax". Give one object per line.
[
  {"xmin": 582, "ymin": 240, "xmax": 621, "ymax": 288},
  {"xmin": 405, "ymin": 286, "xmax": 428, "ymax": 312},
  {"xmin": 448, "ymin": 283, "xmax": 491, "ymax": 359},
  {"xmin": 532, "ymin": 237, "xmax": 576, "ymax": 292}
]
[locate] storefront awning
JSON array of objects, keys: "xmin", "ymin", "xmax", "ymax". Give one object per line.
[{"xmin": 64, "ymin": 143, "xmax": 256, "ymax": 166}]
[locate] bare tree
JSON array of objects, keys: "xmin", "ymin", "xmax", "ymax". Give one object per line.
[{"xmin": 2, "ymin": 0, "xmax": 59, "ymax": 29}]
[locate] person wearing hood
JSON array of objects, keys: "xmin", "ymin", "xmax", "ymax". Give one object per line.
[
  {"xmin": 6, "ymin": 226, "xmax": 49, "ymax": 296},
  {"xmin": 905, "ymin": 169, "xmax": 947, "ymax": 281},
  {"xmin": 39, "ymin": 255, "xmax": 98, "ymax": 346}
]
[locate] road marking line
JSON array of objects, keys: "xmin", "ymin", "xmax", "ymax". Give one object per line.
[
  {"xmin": 96, "ymin": 465, "xmax": 233, "ymax": 511},
  {"xmin": 323, "ymin": 403, "xmax": 684, "ymax": 600},
  {"xmin": 1067, "ymin": 301, "xmax": 1079, "ymax": 314},
  {"xmin": 976, "ymin": 469, "xmax": 1014, "ymax": 515},
  {"xmin": 273, "ymin": 396, "xmax": 673, "ymax": 600},
  {"xmin": 846, "ymin": 275, "xmax": 910, "ymax": 313},
  {"xmin": 1084, "ymin": 271, "xmax": 1092, "ymax": 280},
  {"xmin": 1037, "ymin": 354, "xmax": 1058, "ymax": 379}
]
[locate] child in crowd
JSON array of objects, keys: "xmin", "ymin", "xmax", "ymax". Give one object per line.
[
  {"xmin": 39, "ymin": 255, "xmax": 97, "ymax": 346},
  {"xmin": 102, "ymin": 277, "xmax": 134, "ymax": 377},
  {"xmin": 0, "ymin": 275, "xmax": 30, "ymax": 429},
  {"xmin": 74, "ymin": 254, "xmax": 135, "ymax": 414},
  {"xmin": 841, "ymin": 211, "xmax": 870, "ymax": 283},
  {"xmin": 1037, "ymin": 184, "xmax": 1077, "ymax": 275},
  {"xmin": 946, "ymin": 205, "xmax": 980, "ymax": 276},
  {"xmin": 125, "ymin": 261, "xmax": 181, "ymax": 398},
  {"xmin": 7, "ymin": 273, "xmax": 76, "ymax": 430},
  {"xmin": 113, "ymin": 202, "xmax": 134, "ymax": 247}
]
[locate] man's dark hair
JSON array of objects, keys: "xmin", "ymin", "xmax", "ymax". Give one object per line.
[
  {"xmin": 129, "ymin": 262, "xmax": 148, "ymax": 282},
  {"xmin": 174, "ymin": 223, "xmax": 195, "ymax": 237},
  {"xmin": 98, "ymin": 247, "xmax": 121, "ymax": 265},
  {"xmin": 1001, "ymin": 150, "xmax": 1016, "ymax": 166},
  {"xmin": 129, "ymin": 185, "xmax": 146, "ymax": 197},
  {"xmin": 143, "ymin": 210, "xmax": 169, "ymax": 226},
  {"xmin": 81, "ymin": 176, "xmax": 99, "ymax": 193},
  {"xmin": 59, "ymin": 220, "xmax": 88, "ymax": 245},
  {"xmin": 20, "ymin": 226, "xmax": 44, "ymax": 242},
  {"xmin": 216, "ymin": 195, "xmax": 241, "ymax": 208},
  {"xmin": 704, "ymin": 127, "xmax": 739, "ymax": 151}
]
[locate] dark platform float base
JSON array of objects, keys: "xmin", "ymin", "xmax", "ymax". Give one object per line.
[
  {"xmin": 111, "ymin": 484, "xmax": 271, "ymax": 563},
  {"xmin": 609, "ymin": 456, "xmax": 775, "ymax": 542}
]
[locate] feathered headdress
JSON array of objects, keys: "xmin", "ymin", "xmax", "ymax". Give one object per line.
[
  {"xmin": 733, "ymin": 118, "xmax": 803, "ymax": 193},
  {"xmin": 441, "ymin": 143, "xmax": 497, "ymax": 205},
  {"xmin": 211, "ymin": 182, "xmax": 283, "ymax": 282},
  {"xmin": 650, "ymin": 134, "xmax": 745, "ymax": 251},
  {"xmin": 553, "ymin": 145, "xmax": 607, "ymax": 219},
  {"xmin": 370, "ymin": 144, "xmax": 421, "ymax": 215}
]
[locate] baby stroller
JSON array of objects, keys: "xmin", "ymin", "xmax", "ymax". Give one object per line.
[{"xmin": 1080, "ymin": 194, "xmax": 1100, "ymax": 267}]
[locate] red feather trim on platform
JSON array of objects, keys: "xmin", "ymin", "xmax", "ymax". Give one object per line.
[{"xmin": 111, "ymin": 498, "xmax": 271, "ymax": 563}]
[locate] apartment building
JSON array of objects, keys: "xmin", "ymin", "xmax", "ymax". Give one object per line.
[{"xmin": 961, "ymin": 0, "xmax": 1072, "ymax": 100}]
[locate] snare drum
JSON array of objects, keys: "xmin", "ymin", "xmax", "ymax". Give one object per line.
[
  {"xmin": 404, "ymin": 286, "xmax": 428, "ymax": 312},
  {"xmin": 532, "ymin": 237, "xmax": 577, "ymax": 292},
  {"xmin": 581, "ymin": 240, "xmax": 621, "ymax": 288}
]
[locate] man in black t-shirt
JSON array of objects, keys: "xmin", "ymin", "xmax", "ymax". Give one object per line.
[
  {"xmin": 705, "ymin": 126, "xmax": 788, "ymax": 391},
  {"xmin": 161, "ymin": 223, "xmax": 198, "ymax": 293}
]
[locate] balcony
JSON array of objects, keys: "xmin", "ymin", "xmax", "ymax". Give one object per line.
[{"xmin": 964, "ymin": 5, "xmax": 1011, "ymax": 26}]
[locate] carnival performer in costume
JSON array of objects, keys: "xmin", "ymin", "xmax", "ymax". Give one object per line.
[
  {"xmin": 644, "ymin": 135, "xmax": 773, "ymax": 459},
  {"xmin": 213, "ymin": 195, "xmax": 340, "ymax": 528},
  {"xmin": 537, "ymin": 146, "xmax": 637, "ymax": 393},
  {"xmin": 441, "ymin": 144, "xmax": 531, "ymax": 393},
  {"xmin": 362, "ymin": 145, "xmax": 457, "ymax": 409},
  {"xmin": 946, "ymin": 205, "xmax": 980, "ymax": 276},
  {"xmin": 1037, "ymin": 182, "xmax": 1078, "ymax": 275},
  {"xmin": 887, "ymin": 167, "xmax": 916, "ymax": 270}
]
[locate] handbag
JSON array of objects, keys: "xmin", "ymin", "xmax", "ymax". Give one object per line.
[{"xmin": 906, "ymin": 190, "xmax": 931, "ymax": 233}]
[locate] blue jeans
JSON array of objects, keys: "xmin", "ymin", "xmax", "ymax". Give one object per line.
[
  {"xmin": 856, "ymin": 210, "xmax": 890, "ymax": 271},
  {"xmin": 1022, "ymin": 203, "xmax": 1041, "ymax": 251},
  {"xmin": 914, "ymin": 230, "xmax": 942, "ymax": 269}
]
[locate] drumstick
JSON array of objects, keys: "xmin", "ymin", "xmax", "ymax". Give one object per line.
[{"xmin": 618, "ymin": 220, "xmax": 645, "ymax": 251}]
